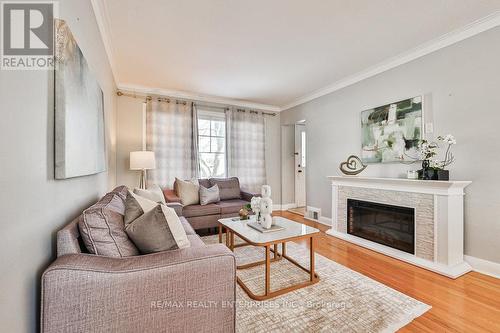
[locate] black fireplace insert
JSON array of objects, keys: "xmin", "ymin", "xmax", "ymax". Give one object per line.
[{"xmin": 347, "ymin": 199, "xmax": 415, "ymax": 254}]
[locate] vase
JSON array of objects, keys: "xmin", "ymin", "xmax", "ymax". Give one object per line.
[
  {"xmin": 418, "ymin": 160, "xmax": 438, "ymax": 180},
  {"xmin": 437, "ymin": 169, "xmax": 449, "ymax": 181}
]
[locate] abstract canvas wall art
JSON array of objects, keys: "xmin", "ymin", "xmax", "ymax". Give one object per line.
[
  {"xmin": 361, "ymin": 96, "xmax": 423, "ymax": 163},
  {"xmin": 54, "ymin": 19, "xmax": 106, "ymax": 179}
]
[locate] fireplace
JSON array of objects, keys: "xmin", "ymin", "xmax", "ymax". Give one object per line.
[{"xmin": 347, "ymin": 199, "xmax": 415, "ymax": 254}]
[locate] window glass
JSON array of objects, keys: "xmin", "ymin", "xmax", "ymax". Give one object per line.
[{"xmin": 197, "ymin": 110, "xmax": 226, "ymax": 178}]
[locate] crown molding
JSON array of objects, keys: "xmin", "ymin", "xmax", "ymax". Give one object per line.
[
  {"xmin": 91, "ymin": 0, "xmax": 119, "ymax": 84},
  {"xmin": 281, "ymin": 11, "xmax": 500, "ymax": 110},
  {"xmin": 117, "ymin": 84, "xmax": 282, "ymax": 112}
]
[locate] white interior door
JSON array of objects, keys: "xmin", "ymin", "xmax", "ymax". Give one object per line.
[{"xmin": 294, "ymin": 124, "xmax": 306, "ymax": 207}]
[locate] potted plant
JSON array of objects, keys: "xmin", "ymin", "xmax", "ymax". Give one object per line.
[
  {"xmin": 417, "ymin": 139, "xmax": 438, "ymax": 180},
  {"xmin": 434, "ymin": 134, "xmax": 457, "ymax": 180},
  {"xmin": 412, "ymin": 134, "xmax": 457, "ymax": 181}
]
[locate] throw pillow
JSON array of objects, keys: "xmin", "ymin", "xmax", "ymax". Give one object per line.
[
  {"xmin": 79, "ymin": 192, "xmax": 139, "ymax": 257},
  {"xmin": 175, "ymin": 177, "xmax": 200, "ymax": 206},
  {"xmin": 209, "ymin": 177, "xmax": 241, "ymax": 200},
  {"xmin": 124, "ymin": 190, "xmax": 158, "ymax": 225},
  {"xmin": 199, "ymin": 184, "xmax": 220, "ymax": 205},
  {"xmin": 125, "ymin": 204, "xmax": 190, "ymax": 254},
  {"xmin": 133, "ymin": 184, "xmax": 166, "ymax": 205}
]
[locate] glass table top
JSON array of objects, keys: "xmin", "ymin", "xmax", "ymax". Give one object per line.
[{"xmin": 218, "ymin": 216, "xmax": 320, "ymax": 245}]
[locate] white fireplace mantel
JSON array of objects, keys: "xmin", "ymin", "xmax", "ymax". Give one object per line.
[
  {"xmin": 327, "ymin": 176, "xmax": 471, "ymax": 196},
  {"xmin": 326, "ymin": 176, "xmax": 472, "ymax": 278}
]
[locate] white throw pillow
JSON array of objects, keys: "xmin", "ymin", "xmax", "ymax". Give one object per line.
[
  {"xmin": 175, "ymin": 177, "xmax": 200, "ymax": 206},
  {"xmin": 133, "ymin": 184, "xmax": 166, "ymax": 204},
  {"xmin": 199, "ymin": 184, "xmax": 220, "ymax": 205},
  {"xmin": 160, "ymin": 205, "xmax": 190, "ymax": 249}
]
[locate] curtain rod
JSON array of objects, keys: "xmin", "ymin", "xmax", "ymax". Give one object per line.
[{"xmin": 116, "ymin": 90, "xmax": 277, "ymax": 116}]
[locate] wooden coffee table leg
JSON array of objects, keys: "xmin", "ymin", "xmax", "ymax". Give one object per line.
[
  {"xmin": 273, "ymin": 243, "xmax": 278, "ymax": 259},
  {"xmin": 265, "ymin": 245, "xmax": 270, "ymax": 296},
  {"xmin": 218, "ymin": 225, "xmax": 222, "ymax": 243},
  {"xmin": 310, "ymin": 236, "xmax": 315, "ymax": 282},
  {"xmin": 282, "ymin": 242, "xmax": 286, "ymax": 257},
  {"xmin": 230, "ymin": 231, "xmax": 235, "ymax": 251}
]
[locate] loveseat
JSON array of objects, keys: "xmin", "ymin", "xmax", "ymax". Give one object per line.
[
  {"xmin": 163, "ymin": 177, "xmax": 255, "ymax": 230},
  {"xmin": 41, "ymin": 186, "xmax": 236, "ymax": 333}
]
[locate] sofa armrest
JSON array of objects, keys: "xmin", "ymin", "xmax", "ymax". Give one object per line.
[
  {"xmin": 163, "ymin": 188, "xmax": 182, "ymax": 203},
  {"xmin": 41, "ymin": 245, "xmax": 235, "ymax": 333},
  {"xmin": 240, "ymin": 190, "xmax": 259, "ymax": 202},
  {"xmin": 166, "ymin": 202, "xmax": 183, "ymax": 216}
]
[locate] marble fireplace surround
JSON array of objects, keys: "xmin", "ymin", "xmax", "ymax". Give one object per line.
[{"xmin": 327, "ymin": 176, "xmax": 472, "ymax": 278}]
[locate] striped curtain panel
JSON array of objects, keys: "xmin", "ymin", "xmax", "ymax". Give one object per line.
[
  {"xmin": 146, "ymin": 100, "xmax": 198, "ymax": 187},
  {"xmin": 227, "ymin": 108, "xmax": 267, "ymax": 193}
]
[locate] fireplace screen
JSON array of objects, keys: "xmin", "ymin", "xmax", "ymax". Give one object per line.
[{"xmin": 347, "ymin": 199, "xmax": 415, "ymax": 254}]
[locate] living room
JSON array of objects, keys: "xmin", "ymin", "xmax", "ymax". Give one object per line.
[{"xmin": 1, "ymin": 0, "xmax": 500, "ymax": 332}]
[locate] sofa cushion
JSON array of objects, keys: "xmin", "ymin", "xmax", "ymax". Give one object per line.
[
  {"xmin": 198, "ymin": 178, "xmax": 211, "ymax": 188},
  {"xmin": 216, "ymin": 199, "xmax": 249, "ymax": 215},
  {"xmin": 200, "ymin": 184, "xmax": 220, "ymax": 205},
  {"xmin": 180, "ymin": 216, "xmax": 195, "ymax": 235},
  {"xmin": 183, "ymin": 204, "xmax": 220, "ymax": 218},
  {"xmin": 209, "ymin": 177, "xmax": 241, "ymax": 200},
  {"xmin": 79, "ymin": 192, "xmax": 139, "ymax": 257}
]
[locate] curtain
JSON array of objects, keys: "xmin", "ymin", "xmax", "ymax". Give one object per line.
[
  {"xmin": 146, "ymin": 100, "xmax": 197, "ymax": 187},
  {"xmin": 227, "ymin": 108, "xmax": 267, "ymax": 193}
]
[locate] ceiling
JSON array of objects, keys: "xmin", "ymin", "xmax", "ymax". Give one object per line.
[{"xmin": 97, "ymin": 0, "xmax": 500, "ymax": 110}]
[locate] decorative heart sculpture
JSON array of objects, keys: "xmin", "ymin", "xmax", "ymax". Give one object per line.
[{"xmin": 339, "ymin": 155, "xmax": 367, "ymax": 175}]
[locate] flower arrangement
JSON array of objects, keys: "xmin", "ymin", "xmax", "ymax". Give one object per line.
[{"xmin": 409, "ymin": 134, "xmax": 457, "ymax": 180}]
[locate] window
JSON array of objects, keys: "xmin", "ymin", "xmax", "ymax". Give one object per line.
[{"xmin": 197, "ymin": 110, "xmax": 226, "ymax": 178}]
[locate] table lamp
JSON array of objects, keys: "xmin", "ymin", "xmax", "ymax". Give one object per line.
[{"xmin": 130, "ymin": 151, "xmax": 156, "ymax": 189}]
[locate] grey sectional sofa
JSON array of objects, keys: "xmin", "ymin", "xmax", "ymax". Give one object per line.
[
  {"xmin": 41, "ymin": 186, "xmax": 236, "ymax": 333},
  {"xmin": 163, "ymin": 177, "xmax": 255, "ymax": 230}
]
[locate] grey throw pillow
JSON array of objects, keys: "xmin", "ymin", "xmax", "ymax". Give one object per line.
[
  {"xmin": 79, "ymin": 192, "xmax": 139, "ymax": 257},
  {"xmin": 124, "ymin": 190, "xmax": 158, "ymax": 225},
  {"xmin": 124, "ymin": 192, "xmax": 191, "ymax": 254},
  {"xmin": 125, "ymin": 205, "xmax": 178, "ymax": 253},
  {"xmin": 199, "ymin": 184, "xmax": 220, "ymax": 205}
]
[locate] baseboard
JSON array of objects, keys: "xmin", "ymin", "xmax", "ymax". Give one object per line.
[
  {"xmin": 464, "ymin": 255, "xmax": 500, "ymax": 279},
  {"xmin": 304, "ymin": 216, "xmax": 332, "ymax": 227},
  {"xmin": 319, "ymin": 216, "xmax": 332, "ymax": 226},
  {"xmin": 326, "ymin": 229, "xmax": 472, "ymax": 278},
  {"xmin": 273, "ymin": 203, "xmax": 297, "ymax": 211}
]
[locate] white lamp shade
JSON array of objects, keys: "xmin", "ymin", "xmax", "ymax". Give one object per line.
[{"xmin": 130, "ymin": 151, "xmax": 156, "ymax": 170}]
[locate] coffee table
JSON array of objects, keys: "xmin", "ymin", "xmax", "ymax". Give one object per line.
[{"xmin": 218, "ymin": 216, "xmax": 320, "ymax": 300}]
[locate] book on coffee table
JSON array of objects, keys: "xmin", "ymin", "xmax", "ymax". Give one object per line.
[{"xmin": 247, "ymin": 221, "xmax": 285, "ymax": 233}]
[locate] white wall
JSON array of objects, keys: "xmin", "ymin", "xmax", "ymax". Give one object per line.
[
  {"xmin": 0, "ymin": 1, "xmax": 117, "ymax": 331},
  {"xmin": 116, "ymin": 96, "xmax": 282, "ymax": 202},
  {"xmin": 281, "ymin": 27, "xmax": 500, "ymax": 264}
]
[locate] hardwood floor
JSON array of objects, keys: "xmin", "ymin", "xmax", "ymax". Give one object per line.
[{"xmin": 276, "ymin": 211, "xmax": 500, "ymax": 333}]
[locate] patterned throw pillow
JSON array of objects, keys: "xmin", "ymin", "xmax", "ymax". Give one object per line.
[{"xmin": 199, "ymin": 184, "xmax": 220, "ymax": 205}]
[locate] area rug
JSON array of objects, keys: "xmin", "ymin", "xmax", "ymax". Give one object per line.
[{"xmin": 202, "ymin": 234, "xmax": 430, "ymax": 333}]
